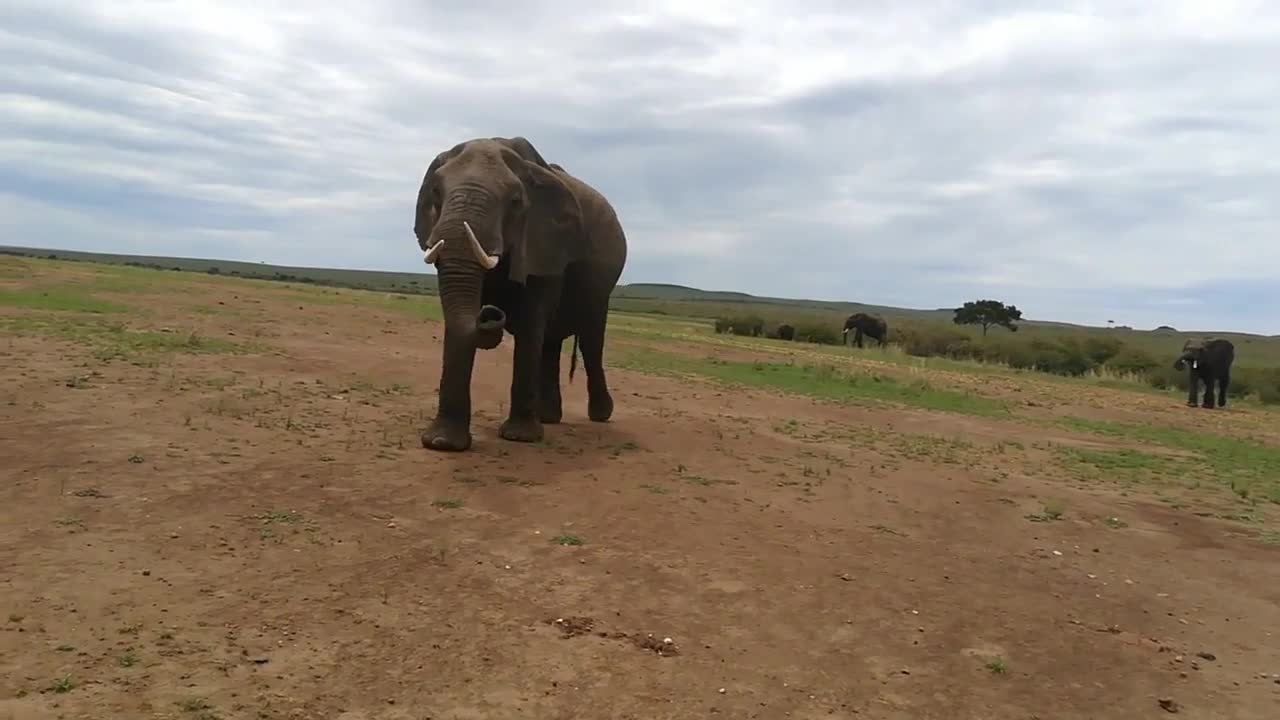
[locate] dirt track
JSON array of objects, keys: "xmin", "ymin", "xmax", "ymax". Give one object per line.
[{"xmin": 2, "ymin": 264, "xmax": 1279, "ymax": 719}]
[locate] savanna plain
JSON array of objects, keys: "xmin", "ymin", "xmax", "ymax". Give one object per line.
[{"xmin": 2, "ymin": 255, "xmax": 1279, "ymax": 719}]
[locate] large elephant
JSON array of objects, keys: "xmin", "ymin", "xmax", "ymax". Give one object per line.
[
  {"xmin": 842, "ymin": 312, "xmax": 888, "ymax": 348},
  {"xmin": 414, "ymin": 136, "xmax": 627, "ymax": 452},
  {"xmin": 1173, "ymin": 338, "xmax": 1234, "ymax": 408},
  {"xmin": 776, "ymin": 323, "xmax": 795, "ymax": 341}
]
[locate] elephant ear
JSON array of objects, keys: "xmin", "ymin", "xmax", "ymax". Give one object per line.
[
  {"xmin": 414, "ymin": 142, "xmax": 466, "ymax": 249},
  {"xmin": 502, "ymin": 152, "xmax": 585, "ymax": 285}
]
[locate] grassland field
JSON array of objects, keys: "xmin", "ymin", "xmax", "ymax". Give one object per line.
[{"xmin": 2, "ymin": 252, "xmax": 1279, "ymax": 718}]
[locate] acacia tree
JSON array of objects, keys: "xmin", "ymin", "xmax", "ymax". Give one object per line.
[{"xmin": 953, "ymin": 299, "xmax": 1023, "ymax": 336}]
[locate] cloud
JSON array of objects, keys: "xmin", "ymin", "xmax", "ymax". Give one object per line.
[{"xmin": 1, "ymin": 0, "xmax": 1278, "ymax": 333}]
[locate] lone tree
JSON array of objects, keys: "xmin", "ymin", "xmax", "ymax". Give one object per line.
[{"xmin": 953, "ymin": 299, "xmax": 1023, "ymax": 336}]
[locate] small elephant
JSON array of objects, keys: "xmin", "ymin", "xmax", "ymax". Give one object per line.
[
  {"xmin": 414, "ymin": 136, "xmax": 628, "ymax": 452},
  {"xmin": 1173, "ymin": 338, "xmax": 1234, "ymax": 408},
  {"xmin": 842, "ymin": 312, "xmax": 888, "ymax": 348},
  {"xmin": 776, "ymin": 324, "xmax": 795, "ymax": 341}
]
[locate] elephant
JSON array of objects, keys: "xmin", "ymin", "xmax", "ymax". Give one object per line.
[
  {"xmin": 413, "ymin": 136, "xmax": 627, "ymax": 452},
  {"xmin": 776, "ymin": 323, "xmax": 795, "ymax": 341},
  {"xmin": 1173, "ymin": 338, "xmax": 1234, "ymax": 408},
  {"xmin": 842, "ymin": 312, "xmax": 888, "ymax": 348}
]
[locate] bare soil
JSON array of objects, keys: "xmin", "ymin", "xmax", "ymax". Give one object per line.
[{"xmin": 2, "ymin": 272, "xmax": 1278, "ymax": 719}]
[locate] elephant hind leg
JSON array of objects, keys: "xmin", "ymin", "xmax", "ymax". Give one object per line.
[
  {"xmin": 1217, "ymin": 370, "xmax": 1230, "ymax": 407},
  {"xmin": 577, "ymin": 304, "xmax": 614, "ymax": 422}
]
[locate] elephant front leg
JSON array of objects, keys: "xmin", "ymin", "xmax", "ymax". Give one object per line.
[
  {"xmin": 1185, "ymin": 370, "xmax": 1199, "ymax": 407},
  {"xmin": 1217, "ymin": 371, "xmax": 1230, "ymax": 408},
  {"xmin": 1201, "ymin": 373, "xmax": 1216, "ymax": 408},
  {"xmin": 500, "ymin": 282, "xmax": 554, "ymax": 443},
  {"xmin": 422, "ymin": 327, "xmax": 478, "ymax": 452}
]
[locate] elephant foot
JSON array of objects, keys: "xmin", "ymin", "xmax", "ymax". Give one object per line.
[
  {"xmin": 500, "ymin": 415, "xmax": 544, "ymax": 443},
  {"xmin": 421, "ymin": 417, "xmax": 472, "ymax": 452},
  {"xmin": 588, "ymin": 392, "xmax": 614, "ymax": 423},
  {"xmin": 1201, "ymin": 402, "xmax": 1215, "ymax": 409},
  {"xmin": 1186, "ymin": 401, "xmax": 1198, "ymax": 408}
]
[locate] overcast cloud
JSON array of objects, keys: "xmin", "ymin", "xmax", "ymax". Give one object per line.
[{"xmin": 2, "ymin": 1, "xmax": 1278, "ymax": 332}]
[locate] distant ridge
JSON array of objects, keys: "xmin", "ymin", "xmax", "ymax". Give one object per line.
[{"xmin": 1, "ymin": 244, "xmax": 1269, "ymax": 338}]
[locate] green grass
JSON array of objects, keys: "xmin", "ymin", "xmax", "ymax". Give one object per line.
[
  {"xmin": 1059, "ymin": 417, "xmax": 1280, "ymax": 504},
  {"xmin": 0, "ymin": 286, "xmax": 130, "ymax": 313},
  {"xmin": 1, "ymin": 314, "xmax": 249, "ymax": 360},
  {"xmin": 616, "ymin": 349, "xmax": 1010, "ymax": 417}
]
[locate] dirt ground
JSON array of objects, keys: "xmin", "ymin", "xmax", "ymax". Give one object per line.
[{"xmin": 2, "ymin": 264, "xmax": 1279, "ymax": 719}]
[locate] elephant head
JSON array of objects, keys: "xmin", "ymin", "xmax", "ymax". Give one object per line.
[
  {"xmin": 1173, "ymin": 339, "xmax": 1206, "ymax": 371},
  {"xmin": 414, "ymin": 137, "xmax": 585, "ymax": 418},
  {"xmin": 1174, "ymin": 337, "xmax": 1235, "ymax": 371},
  {"xmin": 1172, "ymin": 338, "xmax": 1203, "ymax": 366}
]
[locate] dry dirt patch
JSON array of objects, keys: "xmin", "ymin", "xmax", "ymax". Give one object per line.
[{"xmin": 2, "ymin": 264, "xmax": 1279, "ymax": 719}]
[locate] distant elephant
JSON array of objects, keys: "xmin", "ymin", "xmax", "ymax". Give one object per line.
[
  {"xmin": 776, "ymin": 324, "xmax": 795, "ymax": 341},
  {"xmin": 1173, "ymin": 338, "xmax": 1234, "ymax": 408},
  {"xmin": 843, "ymin": 312, "xmax": 888, "ymax": 348},
  {"xmin": 414, "ymin": 136, "xmax": 627, "ymax": 452}
]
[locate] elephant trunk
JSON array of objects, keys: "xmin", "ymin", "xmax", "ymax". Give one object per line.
[
  {"xmin": 435, "ymin": 266, "xmax": 486, "ymax": 420},
  {"xmin": 476, "ymin": 305, "xmax": 506, "ymax": 350}
]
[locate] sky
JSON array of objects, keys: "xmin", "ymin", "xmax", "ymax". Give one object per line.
[{"xmin": 2, "ymin": 1, "xmax": 1278, "ymax": 334}]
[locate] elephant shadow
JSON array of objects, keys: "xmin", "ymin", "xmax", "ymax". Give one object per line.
[
  {"xmin": 452, "ymin": 410, "xmax": 644, "ymax": 470},
  {"xmin": 542, "ymin": 418, "xmax": 645, "ymax": 462}
]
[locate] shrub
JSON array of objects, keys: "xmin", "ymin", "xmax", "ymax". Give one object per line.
[
  {"xmin": 1240, "ymin": 367, "xmax": 1280, "ymax": 404},
  {"xmin": 1107, "ymin": 347, "xmax": 1160, "ymax": 375},
  {"xmin": 793, "ymin": 322, "xmax": 841, "ymax": 345},
  {"xmin": 713, "ymin": 315, "xmax": 765, "ymax": 337}
]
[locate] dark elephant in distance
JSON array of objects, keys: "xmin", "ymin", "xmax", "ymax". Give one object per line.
[
  {"xmin": 776, "ymin": 324, "xmax": 795, "ymax": 341},
  {"xmin": 1173, "ymin": 338, "xmax": 1234, "ymax": 408},
  {"xmin": 414, "ymin": 136, "xmax": 627, "ymax": 452},
  {"xmin": 843, "ymin": 312, "xmax": 888, "ymax": 348}
]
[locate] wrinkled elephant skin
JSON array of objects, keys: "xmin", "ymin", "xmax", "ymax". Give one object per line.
[
  {"xmin": 843, "ymin": 312, "xmax": 888, "ymax": 349},
  {"xmin": 1173, "ymin": 338, "xmax": 1234, "ymax": 409},
  {"xmin": 413, "ymin": 137, "xmax": 628, "ymax": 452}
]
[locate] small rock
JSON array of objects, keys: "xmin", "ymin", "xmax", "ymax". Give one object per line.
[
  {"xmin": 142, "ymin": 570, "xmax": 151, "ymax": 577},
  {"xmin": 1158, "ymin": 698, "xmax": 1180, "ymax": 713},
  {"xmin": 1052, "ymin": 550, "xmax": 1063, "ymax": 556},
  {"xmin": 386, "ymin": 522, "xmax": 397, "ymax": 529},
  {"xmin": 718, "ymin": 688, "xmax": 726, "ymax": 694},
  {"xmin": 1195, "ymin": 652, "xmax": 1216, "ymax": 662},
  {"xmin": 169, "ymin": 532, "xmax": 179, "ymax": 539}
]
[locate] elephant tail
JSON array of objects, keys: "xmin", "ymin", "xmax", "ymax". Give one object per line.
[{"xmin": 569, "ymin": 335, "xmax": 579, "ymax": 383}]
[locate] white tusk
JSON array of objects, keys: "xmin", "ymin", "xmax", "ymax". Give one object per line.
[
  {"xmin": 424, "ymin": 240, "xmax": 444, "ymax": 265},
  {"xmin": 462, "ymin": 221, "xmax": 500, "ymax": 270}
]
